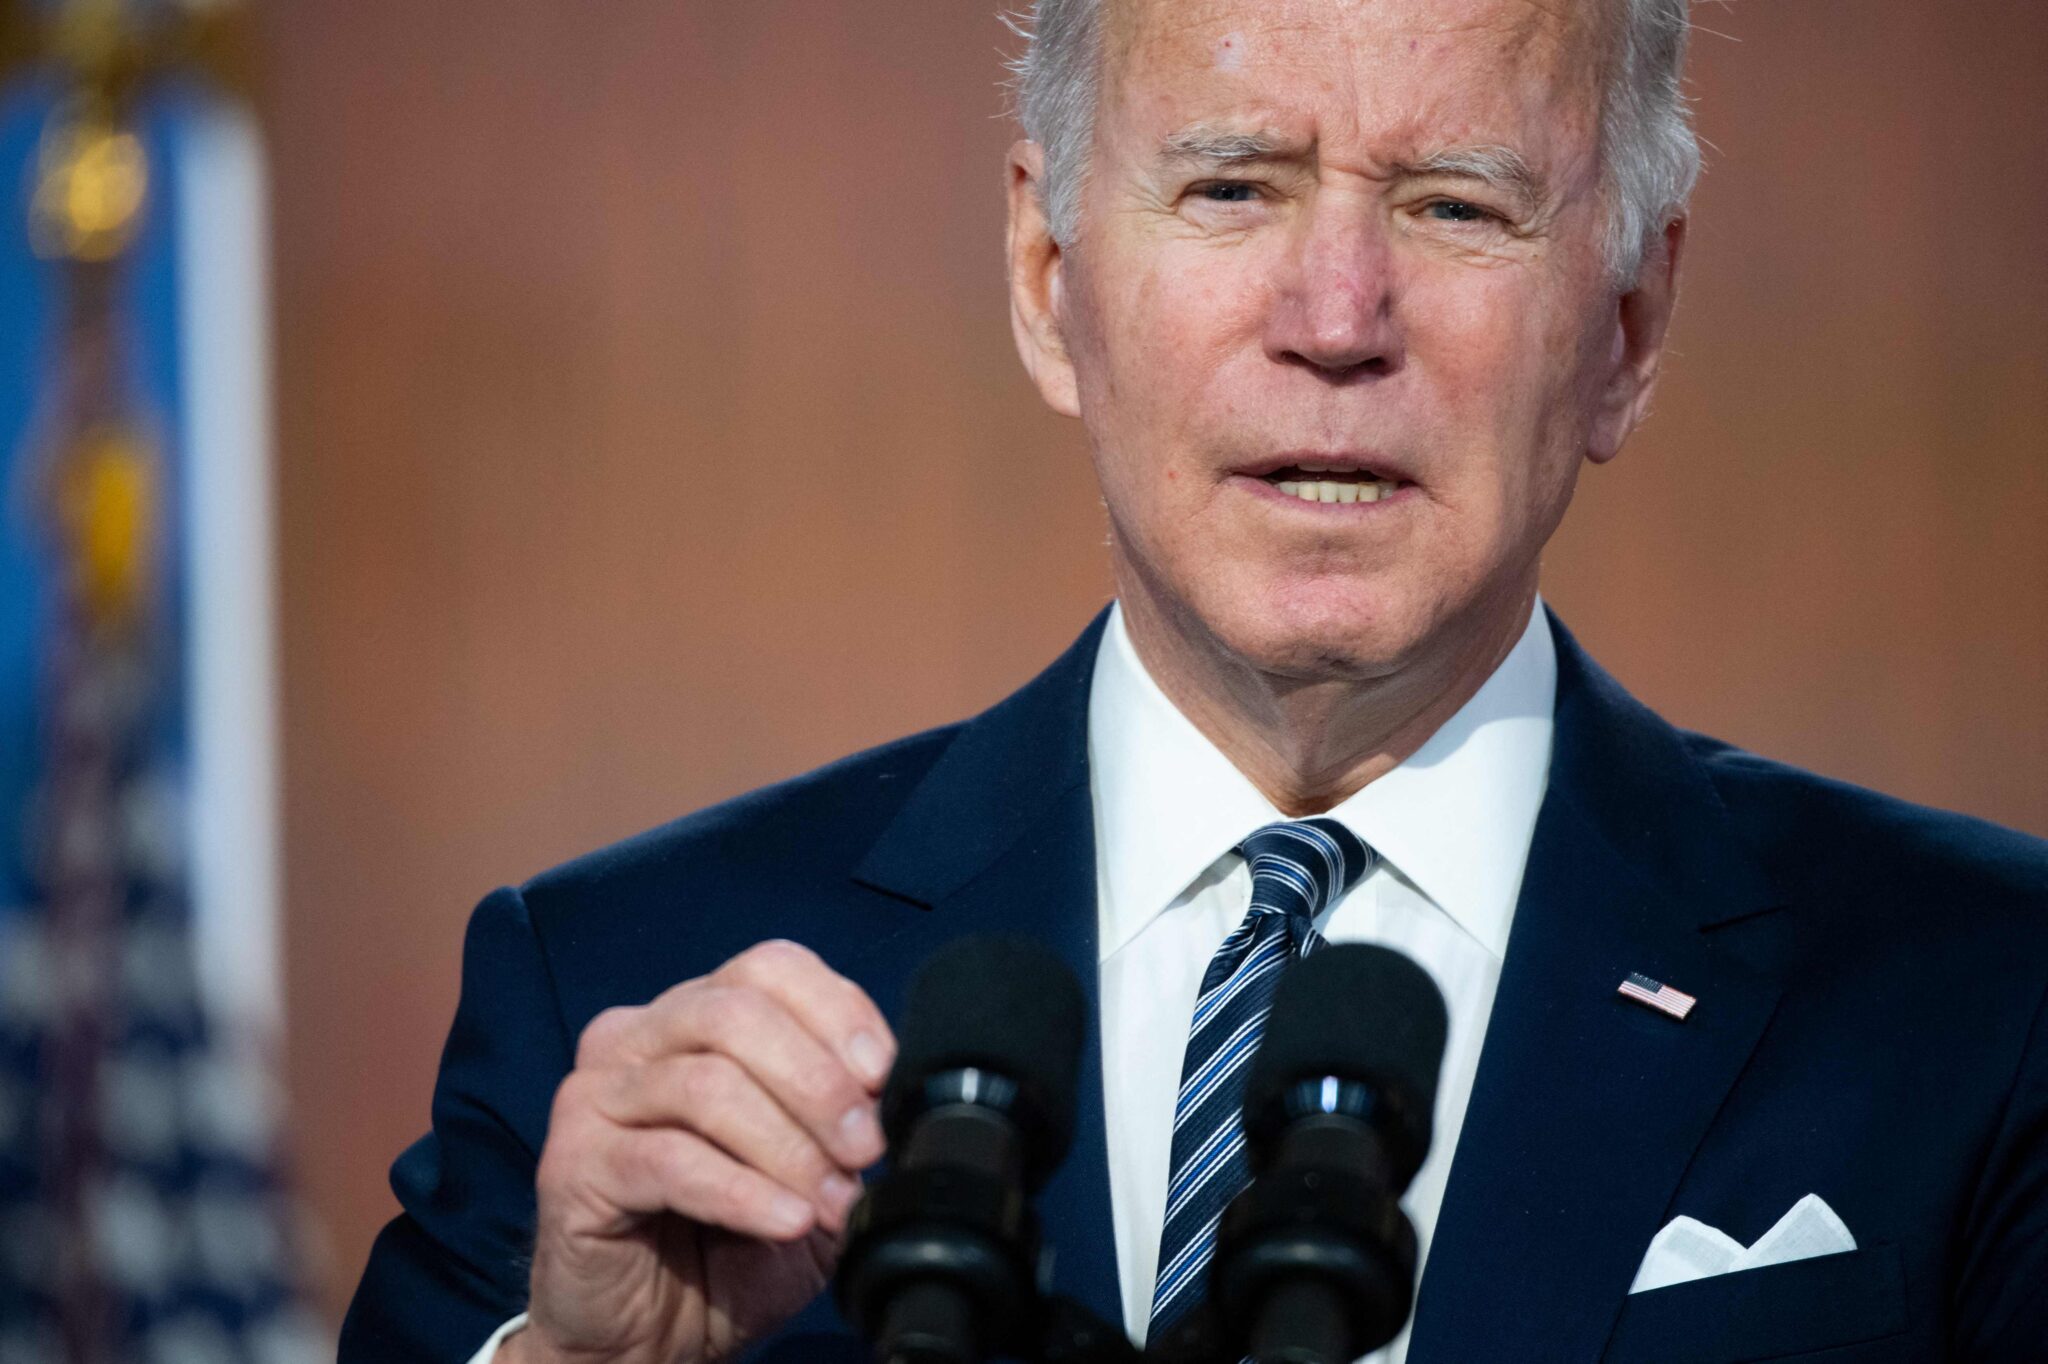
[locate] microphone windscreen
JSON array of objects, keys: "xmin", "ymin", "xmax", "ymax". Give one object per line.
[
  {"xmin": 1243, "ymin": 943, "xmax": 1449, "ymax": 1178},
  {"xmin": 883, "ymin": 935, "xmax": 1087, "ymax": 1172}
]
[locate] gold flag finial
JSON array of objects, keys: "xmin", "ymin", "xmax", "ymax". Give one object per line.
[
  {"xmin": 30, "ymin": 98, "xmax": 150, "ymax": 261},
  {"xmin": 12, "ymin": 0, "xmax": 256, "ymax": 266},
  {"xmin": 3, "ymin": 0, "xmax": 252, "ymax": 637},
  {"xmin": 54, "ymin": 421, "xmax": 158, "ymax": 634}
]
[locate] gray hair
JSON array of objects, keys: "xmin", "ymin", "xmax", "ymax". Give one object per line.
[{"xmin": 1006, "ymin": 0, "xmax": 1700, "ymax": 285}]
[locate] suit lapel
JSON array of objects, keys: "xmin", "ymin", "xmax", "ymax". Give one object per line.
[
  {"xmin": 850, "ymin": 607, "xmax": 1123, "ymax": 1326},
  {"xmin": 841, "ymin": 606, "xmax": 1789, "ymax": 1355},
  {"xmin": 1407, "ymin": 615, "xmax": 1786, "ymax": 1361}
]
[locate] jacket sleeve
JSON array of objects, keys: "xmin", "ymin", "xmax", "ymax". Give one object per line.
[
  {"xmin": 340, "ymin": 886, "xmax": 574, "ymax": 1361},
  {"xmin": 1952, "ymin": 974, "xmax": 2048, "ymax": 1361}
]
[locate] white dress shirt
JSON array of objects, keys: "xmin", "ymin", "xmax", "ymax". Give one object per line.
[
  {"xmin": 471, "ymin": 598, "xmax": 1555, "ymax": 1364},
  {"xmin": 1090, "ymin": 599, "xmax": 1556, "ymax": 1360}
]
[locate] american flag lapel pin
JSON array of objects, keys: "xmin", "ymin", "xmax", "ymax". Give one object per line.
[{"xmin": 1617, "ymin": 972, "xmax": 1697, "ymax": 1021}]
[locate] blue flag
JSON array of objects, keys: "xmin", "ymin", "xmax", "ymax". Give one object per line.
[{"xmin": 0, "ymin": 62, "xmax": 323, "ymax": 1364}]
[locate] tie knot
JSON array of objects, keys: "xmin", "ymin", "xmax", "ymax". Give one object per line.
[{"xmin": 1237, "ymin": 817, "xmax": 1375, "ymax": 924}]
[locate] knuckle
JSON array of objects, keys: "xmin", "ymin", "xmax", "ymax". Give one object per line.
[
  {"xmin": 607, "ymin": 1127, "xmax": 663, "ymax": 1190},
  {"xmin": 709, "ymin": 1162, "xmax": 761, "ymax": 1216},
  {"xmin": 698, "ymin": 983, "xmax": 772, "ymax": 1044},
  {"xmin": 794, "ymin": 1058, "xmax": 856, "ymax": 1115},
  {"xmin": 751, "ymin": 937, "xmax": 821, "ymax": 975},
  {"xmin": 549, "ymin": 1068, "xmax": 596, "ymax": 1123},
  {"xmin": 674, "ymin": 1052, "xmax": 743, "ymax": 1112},
  {"xmin": 774, "ymin": 1126, "xmax": 831, "ymax": 1183},
  {"xmin": 575, "ymin": 1005, "xmax": 638, "ymax": 1067},
  {"xmin": 659, "ymin": 1136, "xmax": 715, "ymax": 1198}
]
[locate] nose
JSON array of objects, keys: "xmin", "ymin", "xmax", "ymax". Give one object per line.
[{"xmin": 1263, "ymin": 198, "xmax": 1403, "ymax": 379}]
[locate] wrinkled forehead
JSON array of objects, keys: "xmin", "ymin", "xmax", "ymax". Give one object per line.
[{"xmin": 1100, "ymin": 0, "xmax": 1616, "ymax": 139}]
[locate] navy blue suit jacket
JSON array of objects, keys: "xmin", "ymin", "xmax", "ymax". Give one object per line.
[{"xmin": 342, "ymin": 611, "xmax": 2048, "ymax": 1362}]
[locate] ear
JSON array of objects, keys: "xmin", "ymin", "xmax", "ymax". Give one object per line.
[
  {"xmin": 1586, "ymin": 214, "xmax": 1686, "ymax": 464},
  {"xmin": 1006, "ymin": 140, "xmax": 1081, "ymax": 418}
]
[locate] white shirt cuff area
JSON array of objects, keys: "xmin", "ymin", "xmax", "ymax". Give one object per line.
[{"xmin": 466, "ymin": 1312, "xmax": 529, "ymax": 1364}]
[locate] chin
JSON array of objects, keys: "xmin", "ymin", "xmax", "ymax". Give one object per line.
[{"xmin": 1193, "ymin": 573, "xmax": 1432, "ymax": 683}]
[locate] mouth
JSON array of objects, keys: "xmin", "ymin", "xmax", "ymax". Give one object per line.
[{"xmin": 1235, "ymin": 457, "xmax": 1417, "ymax": 506}]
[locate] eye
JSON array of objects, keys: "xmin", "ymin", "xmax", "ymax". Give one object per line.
[
  {"xmin": 1424, "ymin": 199, "xmax": 1495, "ymax": 223},
  {"xmin": 1194, "ymin": 181, "xmax": 1263, "ymax": 203}
]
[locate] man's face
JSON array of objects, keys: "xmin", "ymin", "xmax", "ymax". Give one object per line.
[{"xmin": 1013, "ymin": 0, "xmax": 1673, "ymax": 683}]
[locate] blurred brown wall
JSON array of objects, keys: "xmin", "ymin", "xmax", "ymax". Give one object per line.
[{"xmin": 260, "ymin": 0, "xmax": 2048, "ymax": 1320}]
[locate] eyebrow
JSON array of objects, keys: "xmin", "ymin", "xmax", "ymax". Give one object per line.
[
  {"xmin": 1157, "ymin": 125, "xmax": 1296, "ymax": 167},
  {"xmin": 1398, "ymin": 145, "xmax": 1544, "ymax": 205},
  {"xmin": 1155, "ymin": 127, "xmax": 1544, "ymax": 205}
]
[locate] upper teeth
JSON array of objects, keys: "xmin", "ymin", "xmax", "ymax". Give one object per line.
[{"xmin": 1275, "ymin": 478, "xmax": 1401, "ymax": 504}]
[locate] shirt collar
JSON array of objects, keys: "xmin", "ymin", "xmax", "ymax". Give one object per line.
[{"xmin": 1087, "ymin": 599, "xmax": 1556, "ymax": 963}]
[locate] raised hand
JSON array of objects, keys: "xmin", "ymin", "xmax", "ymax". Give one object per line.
[{"xmin": 505, "ymin": 940, "xmax": 895, "ymax": 1364}]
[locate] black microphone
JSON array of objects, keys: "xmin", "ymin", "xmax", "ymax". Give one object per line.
[
  {"xmin": 1209, "ymin": 944, "xmax": 1449, "ymax": 1364},
  {"xmin": 836, "ymin": 935, "xmax": 1087, "ymax": 1364}
]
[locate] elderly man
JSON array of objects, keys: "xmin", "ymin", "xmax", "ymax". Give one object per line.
[{"xmin": 342, "ymin": 0, "xmax": 2048, "ymax": 1360}]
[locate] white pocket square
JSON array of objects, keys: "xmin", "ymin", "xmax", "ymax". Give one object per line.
[{"xmin": 1628, "ymin": 1193, "xmax": 1857, "ymax": 1295}]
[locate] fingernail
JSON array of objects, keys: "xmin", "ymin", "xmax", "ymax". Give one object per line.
[
  {"xmin": 820, "ymin": 1173, "xmax": 861, "ymax": 1216},
  {"xmin": 847, "ymin": 1030, "xmax": 892, "ymax": 1086},
  {"xmin": 768, "ymin": 1192, "xmax": 812, "ymax": 1235},
  {"xmin": 839, "ymin": 1103, "xmax": 883, "ymax": 1154}
]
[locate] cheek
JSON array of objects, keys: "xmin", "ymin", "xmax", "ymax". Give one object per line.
[
  {"xmin": 1408, "ymin": 287, "xmax": 1536, "ymax": 473},
  {"xmin": 1400, "ymin": 274, "xmax": 1606, "ymax": 566},
  {"xmin": 1097, "ymin": 247, "xmax": 1270, "ymax": 421},
  {"xmin": 1428, "ymin": 275, "xmax": 1603, "ymax": 461}
]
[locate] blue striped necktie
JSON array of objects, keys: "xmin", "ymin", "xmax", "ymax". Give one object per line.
[{"xmin": 1148, "ymin": 817, "xmax": 1377, "ymax": 1337}]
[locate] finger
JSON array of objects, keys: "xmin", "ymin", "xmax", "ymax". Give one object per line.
[
  {"xmin": 717, "ymin": 940, "xmax": 897, "ymax": 1092},
  {"xmin": 625, "ymin": 981, "xmax": 885, "ymax": 1169},
  {"xmin": 595, "ymin": 1124, "xmax": 819, "ymax": 1244},
  {"xmin": 576, "ymin": 944, "xmax": 895, "ymax": 1090},
  {"xmin": 597, "ymin": 1053, "xmax": 863, "ymax": 1230}
]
